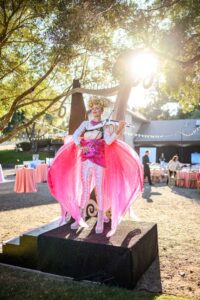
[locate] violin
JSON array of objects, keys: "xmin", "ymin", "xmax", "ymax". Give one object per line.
[
  {"xmin": 99, "ymin": 109, "xmax": 135, "ymax": 128},
  {"xmin": 103, "ymin": 119, "xmax": 135, "ymax": 128}
]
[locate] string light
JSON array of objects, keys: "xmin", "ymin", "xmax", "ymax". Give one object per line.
[
  {"xmin": 125, "ymin": 125, "xmax": 200, "ymax": 138},
  {"xmin": 33, "ymin": 122, "xmax": 200, "ymax": 139},
  {"xmin": 35, "ymin": 119, "xmax": 200, "ymax": 139}
]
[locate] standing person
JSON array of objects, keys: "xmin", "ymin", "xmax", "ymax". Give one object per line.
[
  {"xmin": 48, "ymin": 97, "xmax": 143, "ymax": 237},
  {"xmin": 142, "ymin": 150, "xmax": 153, "ymax": 186},
  {"xmin": 159, "ymin": 153, "xmax": 166, "ymax": 168},
  {"xmin": 168, "ymin": 155, "xmax": 182, "ymax": 179}
]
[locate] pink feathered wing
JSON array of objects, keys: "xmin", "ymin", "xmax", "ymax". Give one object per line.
[{"xmin": 48, "ymin": 137, "xmax": 143, "ymax": 227}]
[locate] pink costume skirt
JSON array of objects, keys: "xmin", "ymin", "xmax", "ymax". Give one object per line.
[{"xmin": 48, "ymin": 136, "xmax": 143, "ymax": 227}]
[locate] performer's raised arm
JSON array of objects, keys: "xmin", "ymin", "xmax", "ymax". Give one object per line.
[{"xmin": 72, "ymin": 121, "xmax": 87, "ymax": 145}]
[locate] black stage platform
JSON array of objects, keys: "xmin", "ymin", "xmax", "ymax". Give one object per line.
[
  {"xmin": 1, "ymin": 218, "xmax": 158, "ymax": 289},
  {"xmin": 38, "ymin": 218, "xmax": 158, "ymax": 288}
]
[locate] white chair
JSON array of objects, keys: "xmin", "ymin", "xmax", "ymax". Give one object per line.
[
  {"xmin": 46, "ymin": 158, "xmax": 54, "ymax": 166},
  {"xmin": 23, "ymin": 161, "xmax": 32, "ymax": 167},
  {"xmin": 32, "ymin": 154, "xmax": 39, "ymax": 161}
]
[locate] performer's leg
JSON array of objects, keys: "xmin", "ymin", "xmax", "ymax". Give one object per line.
[
  {"xmin": 106, "ymin": 218, "xmax": 117, "ymax": 238},
  {"xmin": 94, "ymin": 163, "xmax": 104, "ymax": 234},
  {"xmin": 128, "ymin": 206, "xmax": 140, "ymax": 221},
  {"xmin": 80, "ymin": 160, "xmax": 93, "ymax": 209},
  {"xmin": 71, "ymin": 160, "xmax": 92, "ymax": 230}
]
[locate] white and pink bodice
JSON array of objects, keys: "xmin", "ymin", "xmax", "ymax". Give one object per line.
[{"xmin": 72, "ymin": 120, "xmax": 118, "ymax": 167}]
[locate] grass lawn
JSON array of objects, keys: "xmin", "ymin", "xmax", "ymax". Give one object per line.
[
  {"xmin": 0, "ymin": 150, "xmax": 54, "ymax": 165},
  {"xmin": 0, "ymin": 264, "xmax": 196, "ymax": 300}
]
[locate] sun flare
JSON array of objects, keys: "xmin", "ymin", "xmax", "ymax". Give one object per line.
[
  {"xmin": 127, "ymin": 50, "xmax": 158, "ymax": 108},
  {"xmin": 130, "ymin": 51, "xmax": 158, "ymax": 80}
]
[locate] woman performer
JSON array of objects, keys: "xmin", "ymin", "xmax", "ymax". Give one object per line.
[{"xmin": 48, "ymin": 97, "xmax": 143, "ymax": 237}]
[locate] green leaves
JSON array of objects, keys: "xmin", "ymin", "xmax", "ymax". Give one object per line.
[
  {"xmin": 3, "ymin": 111, "xmax": 25, "ymax": 134},
  {"xmin": 0, "ymin": 0, "xmax": 199, "ymax": 142}
]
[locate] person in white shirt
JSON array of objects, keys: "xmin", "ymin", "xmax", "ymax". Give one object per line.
[{"xmin": 168, "ymin": 155, "xmax": 182, "ymax": 179}]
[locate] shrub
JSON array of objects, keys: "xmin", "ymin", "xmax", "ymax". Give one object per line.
[
  {"xmin": 16, "ymin": 142, "xmax": 31, "ymax": 151},
  {"xmin": 36, "ymin": 139, "xmax": 51, "ymax": 148}
]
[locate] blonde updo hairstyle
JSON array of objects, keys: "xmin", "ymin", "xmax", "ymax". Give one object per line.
[{"xmin": 88, "ymin": 96, "xmax": 109, "ymax": 112}]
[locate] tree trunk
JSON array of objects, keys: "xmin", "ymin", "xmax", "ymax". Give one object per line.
[{"xmin": 68, "ymin": 79, "xmax": 87, "ymax": 135}]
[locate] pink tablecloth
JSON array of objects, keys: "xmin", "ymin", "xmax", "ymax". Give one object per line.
[
  {"xmin": 14, "ymin": 168, "xmax": 37, "ymax": 193},
  {"xmin": 35, "ymin": 164, "xmax": 48, "ymax": 183},
  {"xmin": 151, "ymin": 169, "xmax": 165, "ymax": 182},
  {"xmin": 176, "ymin": 171, "xmax": 198, "ymax": 188},
  {"xmin": 0, "ymin": 164, "xmax": 5, "ymax": 183}
]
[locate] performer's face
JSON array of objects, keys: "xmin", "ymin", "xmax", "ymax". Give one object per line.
[{"xmin": 91, "ymin": 105, "xmax": 103, "ymax": 118}]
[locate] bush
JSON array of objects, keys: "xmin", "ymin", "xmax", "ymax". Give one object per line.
[
  {"xmin": 50, "ymin": 138, "xmax": 64, "ymax": 145},
  {"xmin": 16, "ymin": 142, "xmax": 31, "ymax": 151},
  {"xmin": 36, "ymin": 139, "xmax": 51, "ymax": 148},
  {"xmin": 16, "ymin": 139, "xmax": 63, "ymax": 152}
]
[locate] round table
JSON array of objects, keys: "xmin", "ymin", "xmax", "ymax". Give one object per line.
[
  {"xmin": 176, "ymin": 171, "xmax": 198, "ymax": 188},
  {"xmin": 14, "ymin": 168, "xmax": 37, "ymax": 193},
  {"xmin": 35, "ymin": 164, "xmax": 48, "ymax": 183},
  {"xmin": 151, "ymin": 169, "xmax": 166, "ymax": 183}
]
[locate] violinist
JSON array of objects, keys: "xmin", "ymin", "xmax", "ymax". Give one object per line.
[{"xmin": 48, "ymin": 96, "xmax": 143, "ymax": 237}]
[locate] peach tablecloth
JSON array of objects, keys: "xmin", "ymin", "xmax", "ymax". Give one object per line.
[
  {"xmin": 0, "ymin": 164, "xmax": 5, "ymax": 183},
  {"xmin": 151, "ymin": 169, "xmax": 166, "ymax": 182},
  {"xmin": 35, "ymin": 164, "xmax": 48, "ymax": 183},
  {"xmin": 14, "ymin": 168, "xmax": 37, "ymax": 193},
  {"xmin": 176, "ymin": 171, "xmax": 198, "ymax": 188}
]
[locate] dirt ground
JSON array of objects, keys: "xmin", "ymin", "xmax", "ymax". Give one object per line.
[{"xmin": 0, "ymin": 171, "xmax": 200, "ymax": 299}]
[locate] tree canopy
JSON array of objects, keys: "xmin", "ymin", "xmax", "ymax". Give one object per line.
[
  {"xmin": 0, "ymin": 0, "xmax": 131, "ymax": 142},
  {"xmin": 0, "ymin": 0, "xmax": 199, "ymax": 142},
  {"xmin": 142, "ymin": 0, "xmax": 200, "ymax": 112}
]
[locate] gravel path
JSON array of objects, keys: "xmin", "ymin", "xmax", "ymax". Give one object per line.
[{"xmin": 0, "ymin": 173, "xmax": 199, "ymax": 299}]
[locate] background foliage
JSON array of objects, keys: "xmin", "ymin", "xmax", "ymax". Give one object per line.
[{"xmin": 0, "ymin": 0, "xmax": 199, "ymax": 142}]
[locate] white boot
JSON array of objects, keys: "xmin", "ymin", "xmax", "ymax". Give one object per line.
[
  {"xmin": 70, "ymin": 220, "xmax": 79, "ymax": 230},
  {"xmin": 128, "ymin": 207, "xmax": 140, "ymax": 221},
  {"xmin": 106, "ymin": 228, "xmax": 116, "ymax": 237},
  {"xmin": 95, "ymin": 210, "xmax": 104, "ymax": 234},
  {"xmin": 70, "ymin": 208, "xmax": 88, "ymax": 230},
  {"xmin": 106, "ymin": 222, "xmax": 117, "ymax": 238},
  {"xmin": 65, "ymin": 212, "xmax": 71, "ymax": 223}
]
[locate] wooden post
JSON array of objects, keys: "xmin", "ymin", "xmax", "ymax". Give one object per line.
[
  {"xmin": 68, "ymin": 79, "xmax": 87, "ymax": 135},
  {"xmin": 112, "ymin": 83, "xmax": 132, "ymax": 121}
]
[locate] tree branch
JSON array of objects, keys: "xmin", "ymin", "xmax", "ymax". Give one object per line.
[
  {"xmin": 0, "ymin": 53, "xmax": 31, "ymax": 81},
  {"xmin": 0, "ymin": 83, "xmax": 120, "ymax": 140},
  {"xmin": 150, "ymin": 47, "xmax": 200, "ymax": 67},
  {"xmin": 0, "ymin": 57, "xmax": 60, "ymax": 130},
  {"xmin": 0, "ymin": 99, "xmax": 58, "ymax": 144},
  {"xmin": 0, "ymin": 2, "xmax": 35, "ymax": 51},
  {"xmin": 142, "ymin": 0, "xmax": 181, "ymax": 12},
  {"xmin": 16, "ymin": 98, "xmax": 54, "ymax": 109}
]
